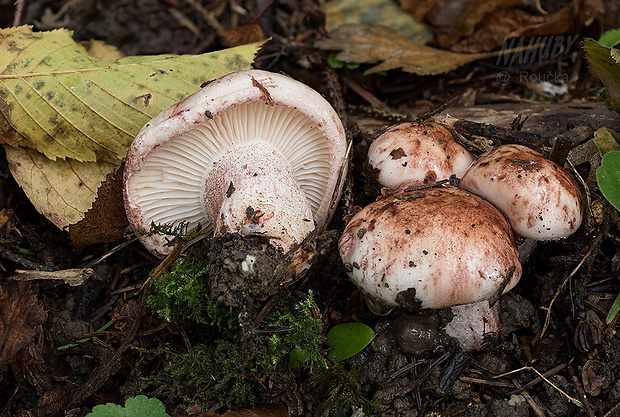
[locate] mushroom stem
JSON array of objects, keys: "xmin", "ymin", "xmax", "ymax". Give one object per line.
[{"xmin": 204, "ymin": 141, "xmax": 315, "ymax": 253}]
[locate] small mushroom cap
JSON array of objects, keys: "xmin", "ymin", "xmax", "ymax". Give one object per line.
[
  {"xmin": 366, "ymin": 122, "xmax": 474, "ymax": 187},
  {"xmin": 124, "ymin": 69, "xmax": 348, "ymax": 257},
  {"xmin": 460, "ymin": 144, "xmax": 583, "ymax": 240},
  {"xmin": 339, "ymin": 185, "xmax": 521, "ymax": 311}
]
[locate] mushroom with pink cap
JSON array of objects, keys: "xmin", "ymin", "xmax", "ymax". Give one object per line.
[
  {"xmin": 460, "ymin": 144, "xmax": 583, "ymax": 240},
  {"xmin": 366, "ymin": 121, "xmax": 474, "ymax": 187},
  {"xmin": 124, "ymin": 69, "xmax": 348, "ymax": 257},
  {"xmin": 338, "ymin": 184, "xmax": 522, "ymax": 314}
]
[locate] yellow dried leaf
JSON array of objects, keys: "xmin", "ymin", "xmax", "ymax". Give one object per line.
[
  {"xmin": 5, "ymin": 145, "xmax": 116, "ymax": 230},
  {"xmin": 316, "ymin": 24, "xmax": 497, "ymax": 75}
]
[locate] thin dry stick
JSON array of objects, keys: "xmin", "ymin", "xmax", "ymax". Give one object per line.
[
  {"xmin": 496, "ymin": 366, "xmax": 582, "ymax": 408},
  {"xmin": 458, "ymin": 376, "xmax": 514, "ymax": 389},
  {"xmin": 511, "ymin": 379, "xmax": 545, "ymax": 417},
  {"xmin": 182, "ymin": 0, "xmax": 224, "ymax": 32},
  {"xmin": 533, "ymin": 230, "xmax": 604, "ymax": 344},
  {"xmin": 13, "ymin": 0, "xmax": 24, "ymax": 26},
  {"xmin": 507, "ymin": 362, "xmax": 568, "ymax": 395},
  {"xmin": 567, "ymin": 365, "xmax": 596, "ymax": 417},
  {"xmin": 603, "ymin": 401, "xmax": 620, "ymax": 417}
]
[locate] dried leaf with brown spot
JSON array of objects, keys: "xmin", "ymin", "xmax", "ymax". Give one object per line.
[
  {"xmin": 5, "ymin": 145, "xmax": 117, "ymax": 231},
  {"xmin": 221, "ymin": 20, "xmax": 265, "ymax": 47},
  {"xmin": 0, "ymin": 281, "xmax": 47, "ymax": 367},
  {"xmin": 316, "ymin": 24, "xmax": 498, "ymax": 75},
  {"xmin": 69, "ymin": 165, "xmax": 128, "ymax": 246}
]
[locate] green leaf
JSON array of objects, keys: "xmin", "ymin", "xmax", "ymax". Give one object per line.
[
  {"xmin": 326, "ymin": 322, "xmax": 375, "ymax": 361},
  {"xmin": 0, "ymin": 26, "xmax": 264, "ymax": 162},
  {"xmin": 87, "ymin": 395, "xmax": 170, "ymax": 417},
  {"xmin": 606, "ymin": 292, "xmax": 620, "ymax": 324},
  {"xmin": 599, "ymin": 28, "xmax": 620, "ymax": 47},
  {"xmin": 584, "ymin": 38, "xmax": 620, "ymax": 113},
  {"xmin": 597, "ymin": 150, "xmax": 620, "ymax": 211}
]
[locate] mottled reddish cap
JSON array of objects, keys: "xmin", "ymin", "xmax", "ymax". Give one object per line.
[
  {"xmin": 366, "ymin": 122, "xmax": 474, "ymax": 187},
  {"xmin": 460, "ymin": 144, "xmax": 583, "ymax": 240},
  {"xmin": 124, "ymin": 70, "xmax": 348, "ymax": 257},
  {"xmin": 338, "ymin": 185, "xmax": 521, "ymax": 311}
]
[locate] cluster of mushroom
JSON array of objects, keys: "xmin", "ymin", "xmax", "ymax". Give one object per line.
[
  {"xmin": 339, "ymin": 121, "xmax": 583, "ymax": 351},
  {"xmin": 123, "ymin": 69, "xmax": 348, "ymax": 283}
]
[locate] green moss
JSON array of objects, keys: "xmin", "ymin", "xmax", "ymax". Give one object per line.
[
  {"xmin": 313, "ymin": 361, "xmax": 363, "ymax": 417},
  {"xmin": 263, "ymin": 292, "xmax": 327, "ymax": 372},
  {"xmin": 147, "ymin": 243, "xmax": 236, "ymax": 331},
  {"xmin": 142, "ymin": 245, "xmax": 358, "ymax": 413}
]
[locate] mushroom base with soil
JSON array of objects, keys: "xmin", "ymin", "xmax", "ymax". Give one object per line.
[
  {"xmin": 207, "ymin": 232, "xmax": 317, "ymax": 332},
  {"xmin": 204, "ymin": 141, "xmax": 315, "ymax": 253}
]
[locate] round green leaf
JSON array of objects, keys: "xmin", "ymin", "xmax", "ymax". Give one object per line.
[
  {"xmin": 597, "ymin": 151, "xmax": 620, "ymax": 211},
  {"xmin": 326, "ymin": 322, "xmax": 375, "ymax": 361}
]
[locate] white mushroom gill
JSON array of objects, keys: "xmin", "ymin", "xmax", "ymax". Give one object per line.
[{"xmin": 128, "ymin": 101, "xmax": 332, "ymax": 238}]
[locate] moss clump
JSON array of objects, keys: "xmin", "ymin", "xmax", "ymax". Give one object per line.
[
  {"xmin": 263, "ymin": 292, "xmax": 327, "ymax": 372},
  {"xmin": 147, "ymin": 243, "xmax": 236, "ymax": 331},
  {"xmin": 156, "ymin": 292, "xmax": 326, "ymax": 408},
  {"xmin": 143, "ymin": 244, "xmax": 329, "ymax": 409}
]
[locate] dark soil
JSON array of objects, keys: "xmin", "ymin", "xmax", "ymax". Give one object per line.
[{"xmin": 2, "ymin": 1, "xmax": 620, "ymax": 417}]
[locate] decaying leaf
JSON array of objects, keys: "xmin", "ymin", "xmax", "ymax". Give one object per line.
[
  {"xmin": 0, "ymin": 26, "xmax": 264, "ymax": 162},
  {"xmin": 584, "ymin": 38, "xmax": 620, "ymax": 113},
  {"xmin": 316, "ymin": 24, "xmax": 499, "ymax": 75},
  {"xmin": 0, "ymin": 208, "xmax": 13, "ymax": 230},
  {"xmin": 399, "ymin": 0, "xmax": 521, "ymax": 48},
  {"xmin": 68, "ymin": 165, "xmax": 128, "ymax": 246},
  {"xmin": 0, "ymin": 281, "xmax": 47, "ymax": 367},
  {"xmin": 450, "ymin": 6, "xmax": 574, "ymax": 53},
  {"xmin": 323, "ymin": 0, "xmax": 433, "ymax": 43},
  {"xmin": 5, "ymin": 145, "xmax": 117, "ymax": 230}
]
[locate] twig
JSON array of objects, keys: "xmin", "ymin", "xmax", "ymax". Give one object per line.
[
  {"xmin": 13, "ymin": 0, "xmax": 24, "ymax": 26},
  {"xmin": 68, "ymin": 290, "xmax": 148, "ymax": 407},
  {"xmin": 458, "ymin": 376, "xmax": 514, "ymax": 388},
  {"xmin": 567, "ymin": 365, "xmax": 596, "ymax": 417},
  {"xmin": 381, "ymin": 360, "xmax": 424, "ymax": 385},
  {"xmin": 496, "ymin": 366, "xmax": 582, "ymax": 408},
  {"xmin": 511, "ymin": 379, "xmax": 545, "ymax": 417},
  {"xmin": 533, "ymin": 230, "xmax": 604, "ymax": 344},
  {"xmin": 83, "ymin": 237, "xmax": 139, "ymax": 268},
  {"xmin": 507, "ymin": 362, "xmax": 568, "ymax": 395},
  {"xmin": 0, "ymin": 244, "xmax": 52, "ymax": 271},
  {"xmin": 400, "ymin": 352, "xmax": 450, "ymax": 397},
  {"xmin": 603, "ymin": 401, "xmax": 620, "ymax": 417}
]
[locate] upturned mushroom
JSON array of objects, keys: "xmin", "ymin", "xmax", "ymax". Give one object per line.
[
  {"xmin": 124, "ymin": 70, "xmax": 348, "ymax": 257},
  {"xmin": 366, "ymin": 121, "xmax": 474, "ymax": 187},
  {"xmin": 338, "ymin": 184, "xmax": 522, "ymax": 313},
  {"xmin": 460, "ymin": 144, "xmax": 583, "ymax": 240}
]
